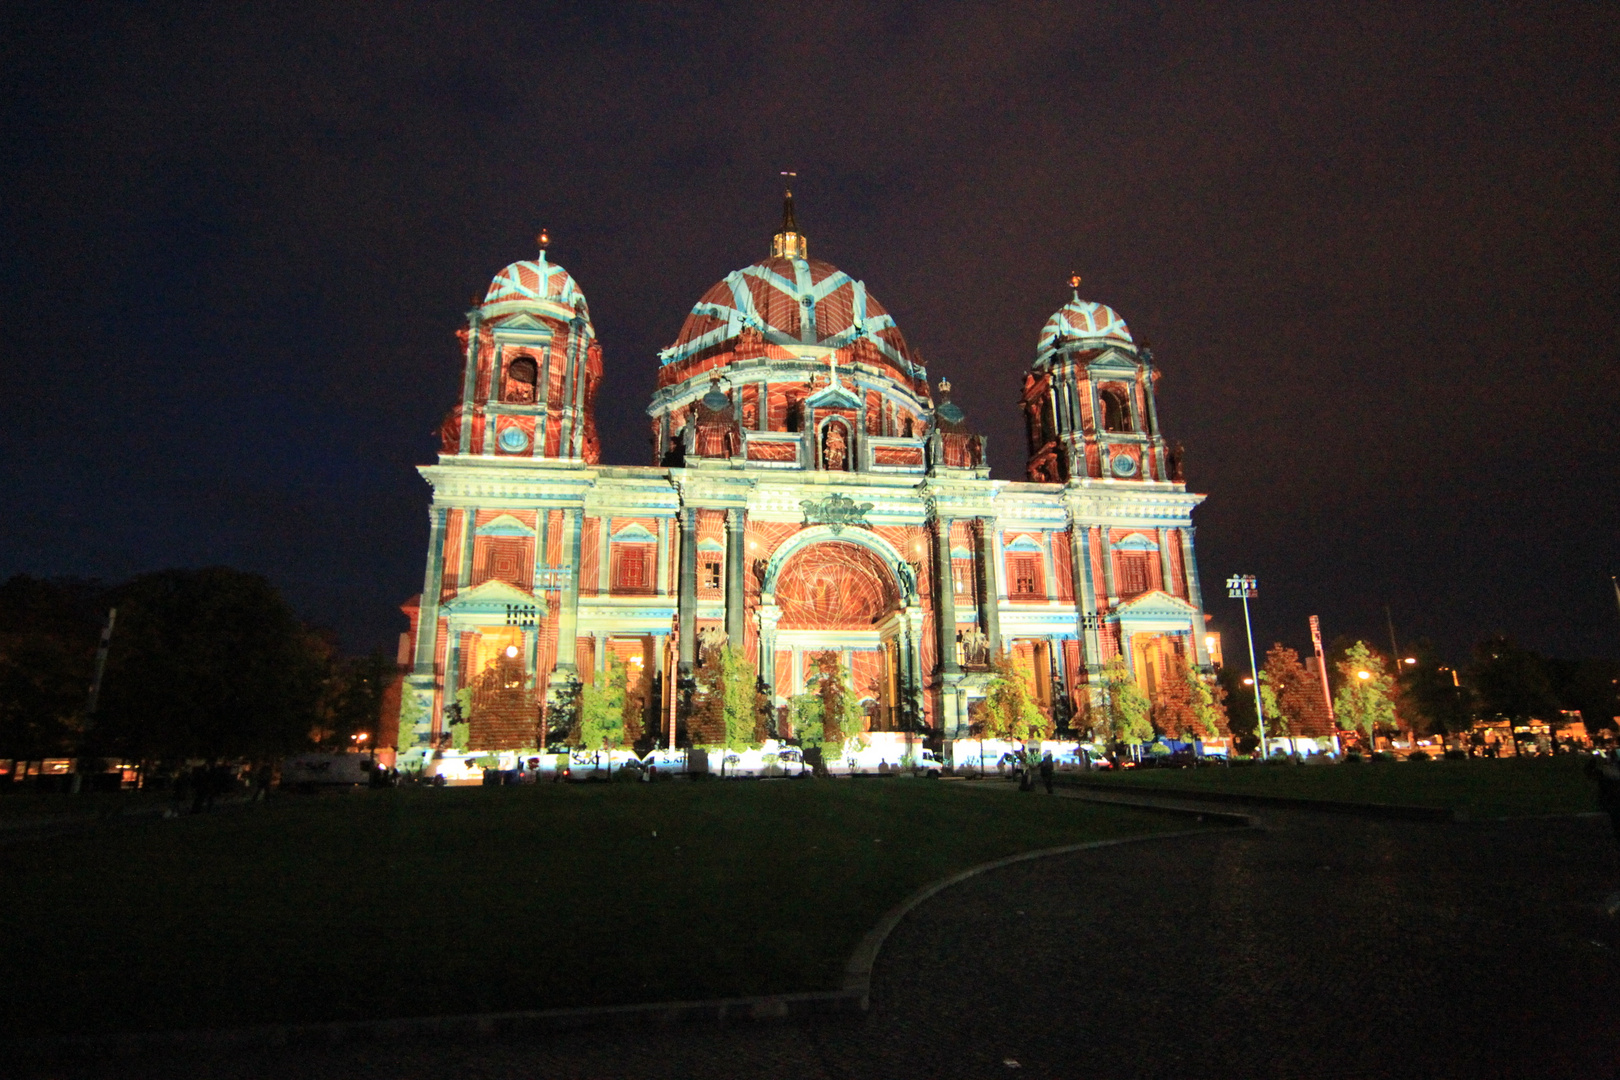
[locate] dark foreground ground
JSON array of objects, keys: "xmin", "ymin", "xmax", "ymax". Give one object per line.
[{"xmin": 32, "ymin": 797, "xmax": 1620, "ymax": 1080}]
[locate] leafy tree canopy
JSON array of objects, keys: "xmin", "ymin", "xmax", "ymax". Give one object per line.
[
  {"xmin": 978, "ymin": 649, "xmax": 1047, "ymax": 743},
  {"xmin": 1100, "ymin": 658, "xmax": 1153, "ymax": 747},
  {"xmin": 1334, "ymin": 641, "xmax": 1397, "ymax": 746}
]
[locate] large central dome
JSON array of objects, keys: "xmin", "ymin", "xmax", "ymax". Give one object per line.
[
  {"xmin": 661, "ymin": 256, "xmax": 917, "ymax": 374},
  {"xmin": 658, "ymin": 195, "xmax": 918, "ymax": 376}
]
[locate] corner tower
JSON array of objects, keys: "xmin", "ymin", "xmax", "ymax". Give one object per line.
[
  {"xmin": 1020, "ymin": 276, "xmax": 1177, "ymax": 485},
  {"xmin": 438, "ymin": 232, "xmax": 602, "ymax": 463}
]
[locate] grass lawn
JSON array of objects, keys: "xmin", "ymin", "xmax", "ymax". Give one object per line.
[
  {"xmin": 0, "ymin": 788, "xmax": 174, "ymax": 824},
  {"xmin": 1074, "ymin": 755, "xmax": 1600, "ymax": 817},
  {"xmin": 1, "ymin": 779, "xmax": 1188, "ymax": 1040}
]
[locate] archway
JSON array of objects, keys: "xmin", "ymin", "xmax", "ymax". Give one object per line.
[{"xmin": 769, "ymin": 539, "xmax": 909, "ymax": 730}]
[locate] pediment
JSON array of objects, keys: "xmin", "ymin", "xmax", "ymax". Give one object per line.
[
  {"xmin": 1114, "ymin": 590, "xmax": 1199, "ymax": 620},
  {"xmin": 1086, "ymin": 349, "xmax": 1139, "ymax": 373},
  {"xmin": 476, "ymin": 513, "xmax": 532, "ymax": 537},
  {"xmin": 442, "ymin": 578, "xmax": 544, "ymax": 614},
  {"xmin": 611, "ymin": 523, "xmax": 657, "ymax": 542},
  {"xmin": 1112, "ymin": 532, "xmax": 1159, "ymax": 552},
  {"xmin": 806, "ymin": 379, "xmax": 862, "ymax": 410}
]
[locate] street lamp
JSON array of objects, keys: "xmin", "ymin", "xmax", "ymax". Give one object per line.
[{"xmin": 1226, "ymin": 575, "xmax": 1268, "ymax": 759}]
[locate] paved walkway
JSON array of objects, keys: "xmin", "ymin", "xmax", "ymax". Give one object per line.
[{"xmin": 44, "ymin": 801, "xmax": 1620, "ymax": 1079}]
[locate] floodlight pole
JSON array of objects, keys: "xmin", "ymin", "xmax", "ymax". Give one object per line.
[{"xmin": 1227, "ymin": 576, "xmax": 1267, "ymax": 759}]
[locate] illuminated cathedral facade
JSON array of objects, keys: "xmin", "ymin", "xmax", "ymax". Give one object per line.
[{"xmin": 398, "ymin": 198, "xmax": 1210, "ymax": 751}]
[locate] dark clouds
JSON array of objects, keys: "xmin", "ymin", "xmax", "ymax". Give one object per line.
[{"xmin": 2, "ymin": 0, "xmax": 1615, "ymax": 661}]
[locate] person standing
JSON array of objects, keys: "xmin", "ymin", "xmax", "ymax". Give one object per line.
[
  {"xmin": 1038, "ymin": 752, "xmax": 1056, "ymax": 795},
  {"xmin": 1587, "ymin": 751, "xmax": 1620, "ymax": 917}
]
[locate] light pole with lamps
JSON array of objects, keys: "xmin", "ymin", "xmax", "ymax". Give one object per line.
[{"xmin": 1226, "ymin": 575, "xmax": 1267, "ymax": 759}]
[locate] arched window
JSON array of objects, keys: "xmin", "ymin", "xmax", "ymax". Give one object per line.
[
  {"xmin": 504, "ymin": 356, "xmax": 538, "ymax": 403},
  {"xmin": 1099, "ymin": 386, "xmax": 1132, "ymax": 433}
]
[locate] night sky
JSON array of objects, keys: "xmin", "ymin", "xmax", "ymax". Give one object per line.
[{"xmin": 2, "ymin": 2, "xmax": 1615, "ymax": 666}]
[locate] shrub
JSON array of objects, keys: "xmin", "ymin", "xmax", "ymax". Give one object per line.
[
  {"xmin": 1443, "ymin": 749, "xmax": 1468, "ymax": 761},
  {"xmin": 1343, "ymin": 752, "xmax": 1363, "ymax": 764},
  {"xmin": 1408, "ymin": 750, "xmax": 1431, "ymax": 762},
  {"xmin": 1372, "ymin": 750, "xmax": 1397, "ymax": 762}
]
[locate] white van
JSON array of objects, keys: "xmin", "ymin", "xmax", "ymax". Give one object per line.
[{"xmin": 281, "ymin": 753, "xmax": 377, "ymax": 787}]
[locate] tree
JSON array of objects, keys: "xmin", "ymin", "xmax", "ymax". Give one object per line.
[
  {"xmin": 95, "ymin": 568, "xmax": 327, "ymax": 762},
  {"xmin": 1262, "ymin": 643, "xmax": 1323, "ymax": 738},
  {"xmin": 752, "ymin": 677, "xmax": 773, "ymax": 745},
  {"xmin": 1471, "ymin": 636, "xmax": 1558, "ymax": 753},
  {"xmin": 1334, "ymin": 641, "xmax": 1397, "ymax": 753},
  {"xmin": 0, "ymin": 576, "xmax": 108, "ymax": 764},
  {"xmin": 314, "ymin": 650, "xmax": 398, "ymax": 752},
  {"xmin": 1545, "ymin": 657, "xmax": 1620, "ymax": 737},
  {"xmin": 1399, "ymin": 639, "xmax": 1475, "ymax": 741},
  {"xmin": 620, "ymin": 660, "xmax": 647, "ymax": 748},
  {"xmin": 1153, "ymin": 662, "xmax": 1224, "ymax": 742},
  {"xmin": 718, "ymin": 646, "xmax": 760, "ymax": 751},
  {"xmin": 580, "ymin": 654, "xmax": 629, "ymax": 751},
  {"xmin": 810, "ymin": 651, "xmax": 861, "ymax": 760},
  {"xmin": 1099, "ymin": 658, "xmax": 1153, "ymax": 751},
  {"xmin": 978, "ymin": 649, "xmax": 1047, "ymax": 743}
]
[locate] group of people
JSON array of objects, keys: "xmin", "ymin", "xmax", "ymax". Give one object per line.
[{"xmin": 172, "ymin": 762, "xmax": 272, "ymax": 813}]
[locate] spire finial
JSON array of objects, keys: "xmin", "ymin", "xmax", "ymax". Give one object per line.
[
  {"xmin": 537, "ymin": 228, "xmax": 551, "ymax": 263},
  {"xmin": 1068, "ymin": 272, "xmax": 1082, "ymax": 301},
  {"xmin": 772, "ymin": 172, "xmax": 807, "ymax": 259}
]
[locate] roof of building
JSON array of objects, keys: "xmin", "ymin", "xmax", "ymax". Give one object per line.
[
  {"xmin": 480, "ymin": 246, "xmax": 592, "ymax": 329},
  {"xmin": 661, "ymin": 255, "xmax": 919, "ymax": 374},
  {"xmin": 1036, "ymin": 291, "xmax": 1133, "ymax": 366}
]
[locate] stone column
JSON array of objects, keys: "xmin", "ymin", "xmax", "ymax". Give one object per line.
[
  {"xmin": 932, "ymin": 515, "xmax": 960, "ymax": 675},
  {"xmin": 903, "ymin": 607, "xmax": 925, "ymax": 730},
  {"xmin": 594, "ymin": 631, "xmax": 607, "ymax": 676},
  {"xmin": 657, "ymin": 514, "xmax": 671, "ymax": 595},
  {"xmin": 757, "ymin": 605, "xmax": 781, "ymax": 694},
  {"xmin": 407, "ymin": 506, "xmax": 450, "ymax": 746},
  {"xmin": 678, "ymin": 507, "xmax": 698, "ymax": 677},
  {"xmin": 442, "ymin": 626, "xmax": 462, "ymax": 719},
  {"xmin": 1181, "ymin": 526, "xmax": 1211, "ymax": 667},
  {"xmin": 1158, "ymin": 527, "xmax": 1176, "ymax": 595},
  {"xmin": 1069, "ymin": 524, "xmax": 1102, "ymax": 677},
  {"xmin": 413, "ymin": 507, "xmax": 449, "ymax": 672},
  {"xmin": 534, "ymin": 341, "xmax": 552, "ymax": 458},
  {"xmin": 599, "ymin": 516, "xmax": 612, "ymax": 597},
  {"xmin": 555, "ymin": 507, "xmax": 583, "ymax": 674},
  {"xmin": 725, "ymin": 508, "xmax": 747, "ymax": 648},
  {"xmin": 1101, "ymin": 528, "xmax": 1118, "ymax": 606},
  {"xmin": 1043, "ymin": 530, "xmax": 1060, "ymax": 598},
  {"xmin": 976, "ymin": 516, "xmax": 1002, "ymax": 657},
  {"xmin": 532, "ymin": 509, "xmax": 550, "ymax": 589},
  {"xmin": 458, "ymin": 508, "xmax": 477, "ymax": 588},
  {"xmin": 459, "ymin": 312, "xmax": 481, "ymax": 453}
]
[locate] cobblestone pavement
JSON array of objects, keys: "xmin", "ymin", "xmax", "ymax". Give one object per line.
[{"xmin": 44, "ymin": 804, "xmax": 1620, "ymax": 1080}]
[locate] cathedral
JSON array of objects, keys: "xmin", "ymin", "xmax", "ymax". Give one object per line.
[{"xmin": 397, "ymin": 196, "xmax": 1210, "ymax": 753}]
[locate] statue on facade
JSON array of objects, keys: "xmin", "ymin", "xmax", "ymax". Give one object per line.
[
  {"xmin": 894, "ymin": 559, "xmax": 917, "ymax": 601},
  {"xmin": 1167, "ymin": 441, "xmax": 1186, "ymax": 482},
  {"xmin": 438, "ymin": 404, "xmax": 464, "ymax": 453},
  {"xmin": 696, "ymin": 626, "xmax": 729, "ymax": 656},
  {"xmin": 961, "ymin": 626, "xmax": 990, "ymax": 667},
  {"xmin": 823, "ymin": 422, "xmax": 848, "ymax": 470}
]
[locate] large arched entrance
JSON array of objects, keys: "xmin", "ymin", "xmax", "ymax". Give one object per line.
[{"xmin": 767, "ymin": 539, "xmax": 910, "ymax": 730}]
